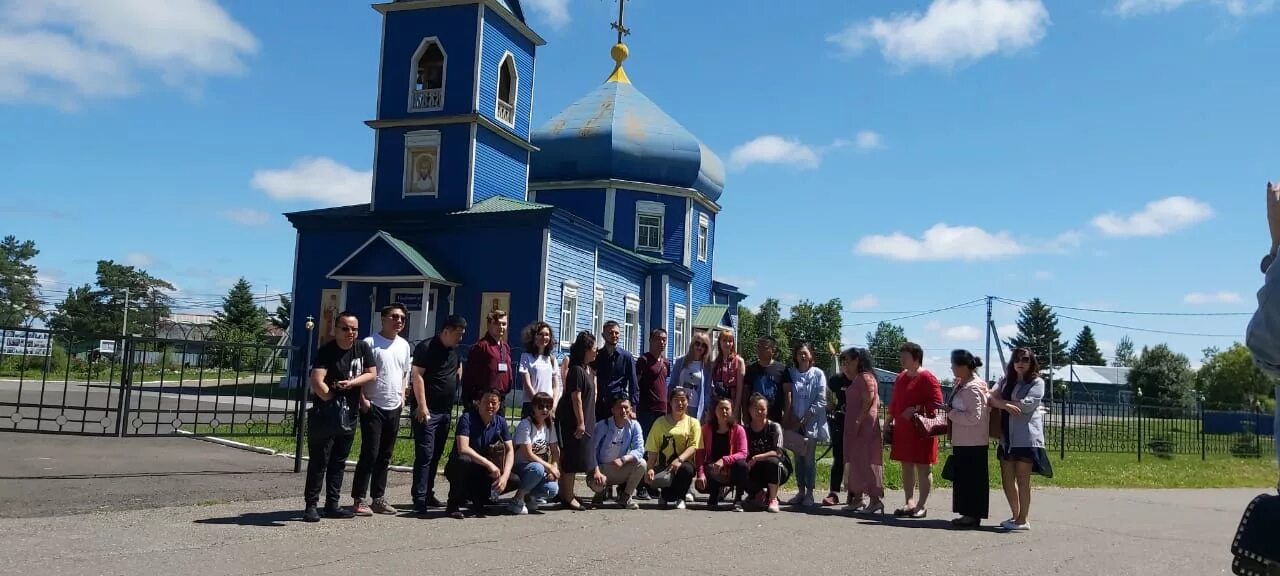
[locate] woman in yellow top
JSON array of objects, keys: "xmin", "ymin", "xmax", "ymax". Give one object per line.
[{"xmin": 644, "ymin": 387, "xmax": 702, "ymax": 509}]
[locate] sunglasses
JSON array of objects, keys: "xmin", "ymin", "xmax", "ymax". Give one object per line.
[
  {"xmin": 1014, "ymin": 357, "xmax": 1031, "ymax": 364},
  {"xmin": 384, "ymin": 314, "xmax": 406, "ymax": 321}
]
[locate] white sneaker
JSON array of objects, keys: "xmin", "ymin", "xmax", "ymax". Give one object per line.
[
  {"xmin": 685, "ymin": 493, "xmax": 694, "ymax": 503},
  {"xmin": 1001, "ymin": 519, "xmax": 1030, "ymax": 531},
  {"xmin": 508, "ymin": 499, "xmax": 528, "ymax": 515},
  {"xmin": 675, "ymin": 499, "xmax": 686, "ymax": 510}
]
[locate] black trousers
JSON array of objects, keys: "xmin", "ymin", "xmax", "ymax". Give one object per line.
[
  {"xmin": 828, "ymin": 417, "xmax": 845, "ymax": 493},
  {"xmin": 410, "ymin": 409, "xmax": 451, "ymax": 505},
  {"xmin": 704, "ymin": 460, "xmax": 750, "ymax": 500},
  {"xmin": 352, "ymin": 404, "xmax": 402, "ymax": 501},
  {"xmin": 744, "ymin": 456, "xmax": 788, "ymax": 497},
  {"xmin": 304, "ymin": 428, "xmax": 355, "ymax": 507},
  {"xmin": 951, "ymin": 445, "xmax": 989, "ymax": 519},
  {"xmin": 658, "ymin": 461, "xmax": 696, "ymax": 502},
  {"xmin": 445, "ymin": 455, "xmax": 505, "ymax": 509}
]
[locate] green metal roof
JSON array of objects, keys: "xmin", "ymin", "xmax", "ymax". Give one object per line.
[
  {"xmin": 693, "ymin": 304, "xmax": 729, "ymax": 329},
  {"xmin": 377, "ymin": 231, "xmax": 451, "ymax": 283},
  {"xmin": 602, "ymin": 242, "xmax": 667, "ymax": 266},
  {"xmin": 452, "ymin": 196, "xmax": 551, "ymax": 215}
]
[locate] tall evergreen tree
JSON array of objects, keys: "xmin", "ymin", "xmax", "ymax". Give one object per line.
[
  {"xmin": 270, "ymin": 294, "xmax": 292, "ymax": 333},
  {"xmin": 1005, "ymin": 298, "xmax": 1068, "ymax": 368},
  {"xmin": 1113, "ymin": 336, "xmax": 1136, "ymax": 367},
  {"xmin": 867, "ymin": 321, "xmax": 908, "ymax": 374},
  {"xmin": 211, "ymin": 278, "xmax": 268, "ymax": 337},
  {"xmin": 0, "ymin": 235, "xmax": 44, "ymax": 326},
  {"xmin": 779, "ymin": 298, "xmax": 843, "ymax": 370},
  {"xmin": 1069, "ymin": 325, "xmax": 1106, "ymax": 365},
  {"xmin": 736, "ymin": 304, "xmax": 758, "ymax": 363}
]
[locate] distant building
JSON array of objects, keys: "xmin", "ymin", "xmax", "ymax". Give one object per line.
[{"xmin": 1051, "ymin": 364, "xmax": 1132, "ymax": 404}]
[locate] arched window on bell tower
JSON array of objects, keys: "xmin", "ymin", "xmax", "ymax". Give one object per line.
[
  {"xmin": 496, "ymin": 52, "xmax": 518, "ymax": 127},
  {"xmin": 410, "ymin": 38, "xmax": 446, "ymax": 112}
]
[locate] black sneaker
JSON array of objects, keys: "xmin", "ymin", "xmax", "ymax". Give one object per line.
[
  {"xmin": 426, "ymin": 495, "xmax": 445, "ymax": 508},
  {"xmin": 303, "ymin": 506, "xmax": 321, "ymax": 523},
  {"xmin": 446, "ymin": 507, "xmax": 464, "ymax": 520},
  {"xmin": 323, "ymin": 505, "xmax": 354, "ymax": 519},
  {"xmin": 634, "ymin": 486, "xmax": 651, "ymax": 501}
]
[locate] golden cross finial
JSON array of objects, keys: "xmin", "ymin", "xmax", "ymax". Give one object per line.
[{"xmin": 610, "ymin": 0, "xmax": 630, "ymax": 45}]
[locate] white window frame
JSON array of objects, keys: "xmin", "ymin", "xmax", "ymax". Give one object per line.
[
  {"xmin": 697, "ymin": 213, "xmax": 709, "ymax": 262},
  {"xmin": 624, "ymin": 295, "xmax": 641, "ymax": 356},
  {"xmin": 495, "ymin": 52, "xmax": 518, "ymax": 128},
  {"xmin": 592, "ymin": 285, "xmax": 605, "ymax": 339},
  {"xmin": 560, "ymin": 281, "xmax": 579, "ymax": 349},
  {"xmin": 408, "ymin": 37, "xmax": 446, "ymax": 113},
  {"xmin": 673, "ymin": 304, "xmax": 688, "ymax": 357},
  {"xmin": 403, "ymin": 130, "xmax": 442, "ymax": 197},
  {"xmin": 635, "ymin": 201, "xmax": 664, "ymax": 253}
]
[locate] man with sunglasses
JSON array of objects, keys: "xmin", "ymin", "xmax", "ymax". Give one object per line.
[{"xmin": 351, "ymin": 303, "xmax": 413, "ymax": 517}]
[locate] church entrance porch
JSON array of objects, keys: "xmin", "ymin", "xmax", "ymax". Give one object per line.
[{"xmin": 326, "ymin": 231, "xmax": 458, "ymax": 345}]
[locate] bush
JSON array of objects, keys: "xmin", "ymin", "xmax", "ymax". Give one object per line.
[{"xmin": 1230, "ymin": 421, "xmax": 1263, "ymax": 458}]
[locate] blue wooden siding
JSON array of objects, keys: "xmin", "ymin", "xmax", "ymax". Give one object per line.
[
  {"xmin": 544, "ymin": 220, "xmax": 599, "ymax": 350},
  {"xmin": 473, "ymin": 127, "xmax": 528, "ymax": 204},
  {"xmin": 667, "ymin": 279, "xmax": 688, "ymax": 357},
  {"xmin": 531, "ymin": 188, "xmax": 605, "ymax": 224},
  {"xmin": 379, "ymin": 5, "xmax": 480, "ymax": 120},
  {"xmin": 478, "ymin": 7, "xmax": 536, "ymax": 139},
  {"xmin": 289, "ymin": 230, "xmax": 383, "ymax": 348},
  {"xmin": 611, "ymin": 189, "xmax": 685, "ymax": 260},
  {"xmin": 372, "ymin": 124, "xmax": 472, "ymax": 213},
  {"xmin": 596, "ymin": 248, "xmax": 647, "ymax": 353},
  {"xmin": 690, "ymin": 205, "xmax": 714, "ymax": 309}
]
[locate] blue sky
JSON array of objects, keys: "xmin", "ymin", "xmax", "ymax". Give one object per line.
[{"xmin": 2, "ymin": 0, "xmax": 1276, "ymax": 372}]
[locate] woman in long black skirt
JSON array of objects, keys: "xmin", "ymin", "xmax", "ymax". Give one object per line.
[
  {"xmin": 945, "ymin": 349, "xmax": 991, "ymax": 528},
  {"xmin": 555, "ymin": 331, "xmax": 597, "ymax": 511}
]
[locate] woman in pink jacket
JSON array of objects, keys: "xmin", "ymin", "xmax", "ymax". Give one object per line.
[
  {"xmin": 946, "ymin": 349, "xmax": 990, "ymax": 528},
  {"xmin": 695, "ymin": 396, "xmax": 749, "ymax": 511}
]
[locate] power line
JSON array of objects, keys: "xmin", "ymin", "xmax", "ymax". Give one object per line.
[
  {"xmin": 994, "ymin": 296, "xmax": 1251, "ymax": 317},
  {"xmin": 846, "ymin": 299, "xmax": 987, "ymax": 327},
  {"xmin": 1050, "ymin": 312, "xmax": 1242, "ymax": 339}
]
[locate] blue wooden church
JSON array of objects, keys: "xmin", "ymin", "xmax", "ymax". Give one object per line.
[{"xmin": 285, "ymin": 0, "xmax": 745, "ymax": 358}]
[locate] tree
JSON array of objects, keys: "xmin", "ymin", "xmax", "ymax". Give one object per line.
[
  {"xmin": 1005, "ymin": 298, "xmax": 1068, "ymax": 368},
  {"xmin": 1069, "ymin": 326, "xmax": 1106, "ymax": 366},
  {"xmin": 756, "ymin": 298, "xmax": 789, "ymax": 360},
  {"xmin": 1127, "ymin": 343, "xmax": 1194, "ymax": 409},
  {"xmin": 1113, "ymin": 336, "xmax": 1136, "ymax": 367},
  {"xmin": 1196, "ymin": 343, "xmax": 1275, "ymax": 409},
  {"xmin": 735, "ymin": 304, "xmax": 757, "ymax": 363},
  {"xmin": 867, "ymin": 321, "xmax": 908, "ymax": 374},
  {"xmin": 779, "ymin": 298, "xmax": 842, "ymax": 370},
  {"xmin": 270, "ymin": 294, "xmax": 291, "ymax": 333},
  {"xmin": 47, "ymin": 260, "xmax": 175, "ymax": 343},
  {"xmin": 211, "ymin": 278, "xmax": 268, "ymax": 338},
  {"xmin": 0, "ymin": 235, "xmax": 43, "ymax": 326}
]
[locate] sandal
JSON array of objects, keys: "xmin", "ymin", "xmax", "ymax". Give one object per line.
[
  {"xmin": 893, "ymin": 506, "xmax": 914, "ymax": 517},
  {"xmin": 910, "ymin": 507, "xmax": 928, "ymax": 518},
  {"xmin": 562, "ymin": 498, "xmax": 584, "ymax": 511},
  {"xmin": 822, "ymin": 493, "xmax": 840, "ymax": 506}
]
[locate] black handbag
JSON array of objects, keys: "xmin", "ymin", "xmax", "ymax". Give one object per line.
[
  {"xmin": 309, "ymin": 393, "xmax": 357, "ymax": 435},
  {"xmin": 1231, "ymin": 493, "xmax": 1280, "ymax": 575}
]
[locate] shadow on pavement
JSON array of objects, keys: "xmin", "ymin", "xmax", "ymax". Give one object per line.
[{"xmin": 194, "ymin": 510, "xmax": 303, "ymax": 527}]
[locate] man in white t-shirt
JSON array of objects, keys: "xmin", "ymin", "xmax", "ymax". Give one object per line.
[{"xmin": 351, "ymin": 303, "xmax": 413, "ymax": 516}]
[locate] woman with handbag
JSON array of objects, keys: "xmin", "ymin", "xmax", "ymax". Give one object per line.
[
  {"xmin": 945, "ymin": 349, "xmax": 990, "ymax": 528},
  {"xmin": 782, "ymin": 342, "xmax": 828, "ymax": 508},
  {"xmin": 644, "ymin": 387, "xmax": 702, "ymax": 509},
  {"xmin": 990, "ymin": 347, "xmax": 1053, "ymax": 532},
  {"xmin": 839, "ymin": 347, "xmax": 885, "ymax": 514},
  {"xmin": 887, "ymin": 341, "xmax": 944, "ymax": 518},
  {"xmin": 744, "ymin": 393, "xmax": 788, "ymax": 513}
]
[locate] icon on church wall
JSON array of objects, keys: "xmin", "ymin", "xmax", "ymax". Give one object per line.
[
  {"xmin": 409, "ymin": 147, "xmax": 438, "ymax": 195},
  {"xmin": 481, "ymin": 292, "xmax": 511, "ymax": 323},
  {"xmin": 318, "ymin": 289, "xmax": 341, "ymax": 345}
]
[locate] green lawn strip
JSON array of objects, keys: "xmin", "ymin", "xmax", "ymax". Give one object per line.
[{"xmin": 191, "ymin": 421, "xmax": 1277, "ymax": 490}]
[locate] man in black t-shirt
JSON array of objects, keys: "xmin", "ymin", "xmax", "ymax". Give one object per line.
[
  {"xmin": 408, "ymin": 314, "xmax": 467, "ymax": 513},
  {"xmin": 743, "ymin": 336, "xmax": 791, "ymax": 424},
  {"xmin": 303, "ymin": 311, "xmax": 377, "ymax": 522}
]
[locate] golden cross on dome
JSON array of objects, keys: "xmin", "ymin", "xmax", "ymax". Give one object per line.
[{"xmin": 610, "ymin": 0, "xmax": 630, "ymax": 45}]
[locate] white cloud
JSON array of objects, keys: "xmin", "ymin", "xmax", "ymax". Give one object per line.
[
  {"xmin": 124, "ymin": 252, "xmax": 154, "ymax": 267},
  {"xmin": 1112, "ymin": 0, "xmax": 1274, "ymax": 17},
  {"xmin": 522, "ymin": 0, "xmax": 571, "ymax": 29},
  {"xmin": 850, "ymin": 294, "xmax": 879, "ymax": 310},
  {"xmin": 222, "ymin": 208, "xmax": 270, "ymax": 226},
  {"xmin": 729, "ymin": 136, "xmax": 821, "ymax": 170},
  {"xmin": 997, "ymin": 324, "xmax": 1017, "ymax": 338},
  {"xmin": 0, "ymin": 0, "xmax": 257, "ymax": 109},
  {"xmin": 928, "ymin": 320, "xmax": 982, "ymax": 342},
  {"xmin": 1091, "ymin": 196, "xmax": 1213, "ymax": 237},
  {"xmin": 1034, "ymin": 270, "xmax": 1052, "ymax": 280},
  {"xmin": 855, "ymin": 130, "xmax": 885, "ymax": 151},
  {"xmin": 855, "ymin": 223, "xmax": 1026, "ymax": 261},
  {"xmin": 826, "ymin": 0, "xmax": 1050, "ymax": 69},
  {"xmin": 251, "ymin": 157, "xmax": 372, "ymax": 206},
  {"xmin": 1183, "ymin": 291, "xmax": 1242, "ymax": 305}
]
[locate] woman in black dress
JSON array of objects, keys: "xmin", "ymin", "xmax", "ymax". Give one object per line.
[{"xmin": 556, "ymin": 331, "xmax": 597, "ymax": 511}]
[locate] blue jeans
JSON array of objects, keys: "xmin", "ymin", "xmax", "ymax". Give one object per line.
[
  {"xmin": 514, "ymin": 461, "xmax": 560, "ymax": 500},
  {"xmin": 411, "ymin": 410, "xmax": 451, "ymax": 505}
]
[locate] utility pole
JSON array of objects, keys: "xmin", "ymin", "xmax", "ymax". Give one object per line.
[
  {"xmin": 121, "ymin": 287, "xmax": 130, "ymax": 337},
  {"xmin": 983, "ymin": 296, "xmax": 992, "ymax": 383}
]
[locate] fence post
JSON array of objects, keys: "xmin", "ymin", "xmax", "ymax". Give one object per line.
[
  {"xmin": 1198, "ymin": 395, "xmax": 1206, "ymax": 461},
  {"xmin": 1255, "ymin": 401, "xmax": 1262, "ymax": 459},
  {"xmin": 1059, "ymin": 395, "xmax": 1066, "ymax": 461},
  {"xmin": 294, "ymin": 317, "xmax": 315, "ymax": 474},
  {"xmin": 115, "ymin": 336, "xmax": 134, "ymax": 438},
  {"xmin": 1136, "ymin": 389, "xmax": 1143, "ymax": 463}
]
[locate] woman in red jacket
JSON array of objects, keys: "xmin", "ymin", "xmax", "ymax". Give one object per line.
[
  {"xmin": 695, "ymin": 396, "xmax": 749, "ymax": 511},
  {"xmin": 887, "ymin": 342, "xmax": 944, "ymax": 518}
]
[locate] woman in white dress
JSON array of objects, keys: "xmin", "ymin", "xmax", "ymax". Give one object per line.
[{"xmin": 519, "ymin": 321, "xmax": 561, "ymax": 419}]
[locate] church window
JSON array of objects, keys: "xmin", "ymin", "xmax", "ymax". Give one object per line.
[
  {"xmin": 410, "ymin": 38, "xmax": 446, "ymax": 112},
  {"xmin": 697, "ymin": 214, "xmax": 709, "ymax": 262},
  {"xmin": 624, "ymin": 295, "xmax": 640, "ymax": 356},
  {"xmin": 560, "ymin": 282, "xmax": 578, "ymax": 349},
  {"xmin": 635, "ymin": 201, "xmax": 664, "ymax": 253},
  {"xmin": 403, "ymin": 130, "xmax": 442, "ymax": 197},
  {"xmin": 592, "ymin": 286, "xmax": 605, "ymax": 342},
  {"xmin": 672, "ymin": 305, "xmax": 688, "ymax": 357},
  {"xmin": 496, "ymin": 53, "xmax": 518, "ymax": 127}
]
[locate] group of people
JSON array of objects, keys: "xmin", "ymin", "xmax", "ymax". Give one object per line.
[{"xmin": 302, "ymin": 303, "xmax": 1053, "ymax": 531}]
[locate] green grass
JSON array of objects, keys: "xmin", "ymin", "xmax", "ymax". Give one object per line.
[{"xmin": 190, "ymin": 420, "xmax": 1278, "ymax": 490}]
